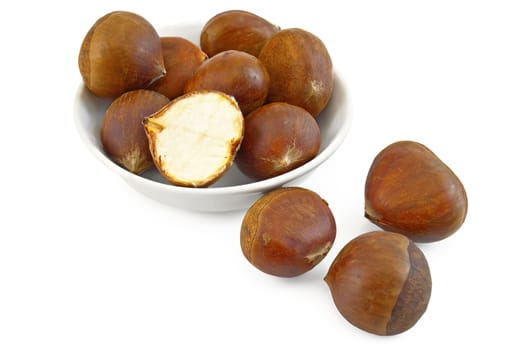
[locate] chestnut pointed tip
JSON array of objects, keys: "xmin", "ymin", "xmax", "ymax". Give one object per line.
[
  {"xmin": 323, "ymin": 273, "xmax": 330, "ymax": 285},
  {"xmin": 142, "ymin": 115, "xmax": 164, "ymax": 133},
  {"xmin": 148, "ymin": 65, "xmax": 167, "ymax": 87},
  {"xmin": 364, "ymin": 206, "xmax": 382, "ymax": 226}
]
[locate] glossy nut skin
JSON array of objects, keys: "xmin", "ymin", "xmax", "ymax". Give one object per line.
[
  {"xmin": 100, "ymin": 89, "xmax": 169, "ymax": 174},
  {"xmin": 324, "ymin": 231, "xmax": 432, "ymax": 336},
  {"xmin": 200, "ymin": 10, "xmax": 280, "ymax": 57},
  {"xmin": 149, "ymin": 37, "xmax": 207, "ymax": 99},
  {"xmin": 185, "ymin": 50, "xmax": 269, "ymax": 115},
  {"xmin": 236, "ymin": 102, "xmax": 321, "ymax": 180},
  {"xmin": 79, "ymin": 11, "xmax": 165, "ymax": 98},
  {"xmin": 241, "ymin": 187, "xmax": 336, "ymax": 277},
  {"xmin": 365, "ymin": 140, "xmax": 468, "ymax": 242},
  {"xmin": 258, "ymin": 28, "xmax": 333, "ymax": 117}
]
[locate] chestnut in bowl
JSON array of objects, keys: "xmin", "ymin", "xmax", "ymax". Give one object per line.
[{"xmin": 73, "ymin": 23, "xmax": 351, "ymax": 212}]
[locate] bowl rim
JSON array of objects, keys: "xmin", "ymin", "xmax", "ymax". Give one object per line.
[{"xmin": 73, "ymin": 71, "xmax": 351, "ymax": 197}]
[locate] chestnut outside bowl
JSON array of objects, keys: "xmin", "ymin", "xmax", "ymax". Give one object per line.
[{"xmin": 73, "ymin": 23, "xmax": 351, "ymax": 212}]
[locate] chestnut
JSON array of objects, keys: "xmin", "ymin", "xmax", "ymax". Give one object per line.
[
  {"xmin": 100, "ymin": 89, "xmax": 169, "ymax": 174},
  {"xmin": 200, "ymin": 10, "xmax": 280, "ymax": 57},
  {"xmin": 240, "ymin": 187, "xmax": 336, "ymax": 277},
  {"xmin": 324, "ymin": 231, "xmax": 432, "ymax": 335},
  {"xmin": 149, "ymin": 37, "xmax": 208, "ymax": 99},
  {"xmin": 143, "ymin": 90, "xmax": 244, "ymax": 187},
  {"xmin": 184, "ymin": 50, "xmax": 269, "ymax": 115},
  {"xmin": 236, "ymin": 102, "xmax": 321, "ymax": 180},
  {"xmin": 258, "ymin": 28, "xmax": 333, "ymax": 117},
  {"xmin": 364, "ymin": 140, "xmax": 468, "ymax": 242},
  {"xmin": 78, "ymin": 11, "xmax": 165, "ymax": 98}
]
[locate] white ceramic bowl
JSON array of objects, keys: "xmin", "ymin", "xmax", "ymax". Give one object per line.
[{"xmin": 73, "ymin": 23, "xmax": 351, "ymax": 212}]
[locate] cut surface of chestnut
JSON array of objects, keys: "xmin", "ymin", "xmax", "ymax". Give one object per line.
[{"xmin": 143, "ymin": 90, "xmax": 244, "ymax": 187}]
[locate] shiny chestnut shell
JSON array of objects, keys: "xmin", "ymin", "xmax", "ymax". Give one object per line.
[
  {"xmin": 200, "ymin": 10, "xmax": 280, "ymax": 57},
  {"xmin": 100, "ymin": 89, "xmax": 169, "ymax": 174},
  {"xmin": 185, "ymin": 50, "xmax": 269, "ymax": 115},
  {"xmin": 78, "ymin": 11, "xmax": 165, "ymax": 98},
  {"xmin": 149, "ymin": 37, "xmax": 207, "ymax": 99},
  {"xmin": 365, "ymin": 140, "xmax": 468, "ymax": 242},
  {"xmin": 241, "ymin": 187, "xmax": 336, "ymax": 277},
  {"xmin": 325, "ymin": 231, "xmax": 432, "ymax": 335},
  {"xmin": 258, "ymin": 28, "xmax": 333, "ymax": 117},
  {"xmin": 236, "ymin": 102, "xmax": 321, "ymax": 180}
]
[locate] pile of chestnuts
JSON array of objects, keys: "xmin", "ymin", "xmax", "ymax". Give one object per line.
[
  {"xmin": 241, "ymin": 140, "xmax": 467, "ymax": 335},
  {"xmin": 79, "ymin": 10, "xmax": 333, "ymax": 186},
  {"xmin": 78, "ymin": 10, "xmax": 468, "ymax": 337}
]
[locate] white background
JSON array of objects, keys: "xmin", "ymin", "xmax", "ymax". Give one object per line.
[{"xmin": 1, "ymin": 0, "xmax": 525, "ymax": 349}]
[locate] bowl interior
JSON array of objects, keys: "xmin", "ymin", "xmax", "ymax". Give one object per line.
[{"xmin": 73, "ymin": 22, "xmax": 351, "ymax": 210}]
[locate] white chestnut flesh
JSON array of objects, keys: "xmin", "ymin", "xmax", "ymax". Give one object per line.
[{"xmin": 143, "ymin": 91, "xmax": 244, "ymax": 187}]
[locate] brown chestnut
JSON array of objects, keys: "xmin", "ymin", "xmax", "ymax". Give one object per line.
[
  {"xmin": 258, "ymin": 28, "xmax": 333, "ymax": 117},
  {"xmin": 78, "ymin": 11, "xmax": 165, "ymax": 98},
  {"xmin": 200, "ymin": 10, "xmax": 280, "ymax": 57},
  {"xmin": 365, "ymin": 140, "xmax": 468, "ymax": 242},
  {"xmin": 324, "ymin": 231, "xmax": 432, "ymax": 336},
  {"xmin": 241, "ymin": 187, "xmax": 336, "ymax": 277},
  {"xmin": 236, "ymin": 102, "xmax": 321, "ymax": 180},
  {"xmin": 184, "ymin": 50, "xmax": 269, "ymax": 115},
  {"xmin": 100, "ymin": 89, "xmax": 169, "ymax": 174},
  {"xmin": 149, "ymin": 37, "xmax": 208, "ymax": 99}
]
